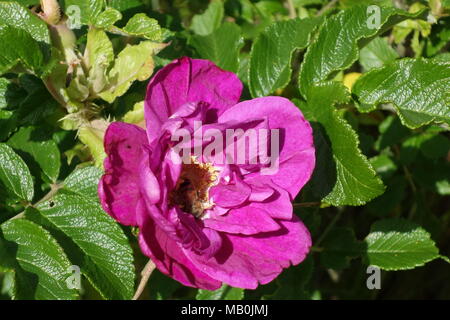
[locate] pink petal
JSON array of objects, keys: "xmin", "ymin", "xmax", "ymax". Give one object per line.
[
  {"xmin": 139, "ymin": 214, "xmax": 222, "ymax": 290},
  {"xmin": 209, "ymin": 172, "xmax": 251, "ymax": 208},
  {"xmin": 204, "ymin": 206, "xmax": 280, "ymax": 235},
  {"xmin": 99, "ymin": 122, "xmax": 148, "ymax": 226},
  {"xmin": 244, "ymin": 176, "xmax": 293, "ymax": 220},
  {"xmin": 145, "ymin": 57, "xmax": 243, "ymax": 142},
  {"xmin": 218, "ymin": 96, "xmax": 315, "ymax": 198},
  {"xmin": 248, "ymin": 183, "xmax": 274, "ymax": 202},
  {"xmin": 186, "ymin": 215, "xmax": 312, "ymax": 289}
]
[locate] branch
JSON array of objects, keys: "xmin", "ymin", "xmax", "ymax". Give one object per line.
[
  {"xmin": 316, "ymin": 0, "xmax": 338, "ymax": 16},
  {"xmin": 293, "ymin": 202, "xmax": 322, "ymax": 208},
  {"xmin": 286, "ymin": 0, "xmax": 297, "ymax": 19},
  {"xmin": 132, "ymin": 259, "xmax": 156, "ymax": 300}
]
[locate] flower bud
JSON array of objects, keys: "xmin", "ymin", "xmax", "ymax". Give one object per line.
[{"xmin": 40, "ymin": 0, "xmax": 61, "ymax": 25}]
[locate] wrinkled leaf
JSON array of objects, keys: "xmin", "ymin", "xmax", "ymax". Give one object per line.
[
  {"xmin": 190, "ymin": 22, "xmax": 243, "ymax": 73},
  {"xmin": 298, "ymin": 83, "xmax": 385, "ymax": 205},
  {"xmin": 0, "ymin": 143, "xmax": 34, "ymax": 202},
  {"xmin": 190, "ymin": 0, "xmax": 224, "ymax": 36},
  {"xmin": 1, "ymin": 219, "xmax": 77, "ymax": 300},
  {"xmin": 353, "ymin": 58, "xmax": 450, "ymax": 128},
  {"xmin": 249, "ymin": 17, "xmax": 320, "ymax": 97},
  {"xmin": 36, "ymin": 169, "xmax": 135, "ymax": 300},
  {"xmin": 299, "ymin": 5, "xmax": 426, "ymax": 97},
  {"xmin": 364, "ymin": 218, "xmax": 440, "ymax": 270}
]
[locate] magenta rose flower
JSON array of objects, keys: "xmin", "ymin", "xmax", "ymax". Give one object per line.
[{"xmin": 98, "ymin": 57, "xmax": 316, "ymax": 290}]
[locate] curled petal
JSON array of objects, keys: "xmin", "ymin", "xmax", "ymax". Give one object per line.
[
  {"xmin": 99, "ymin": 122, "xmax": 148, "ymax": 226},
  {"xmin": 245, "ymin": 176, "xmax": 293, "ymax": 220},
  {"xmin": 209, "ymin": 172, "xmax": 251, "ymax": 208},
  {"xmin": 186, "ymin": 215, "xmax": 312, "ymax": 289},
  {"xmin": 204, "ymin": 206, "xmax": 280, "ymax": 235},
  {"xmin": 218, "ymin": 96, "xmax": 316, "ymax": 198},
  {"xmin": 145, "ymin": 57, "xmax": 243, "ymax": 142},
  {"xmin": 139, "ymin": 214, "xmax": 222, "ymax": 290}
]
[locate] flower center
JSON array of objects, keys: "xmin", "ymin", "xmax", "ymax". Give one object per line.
[{"xmin": 169, "ymin": 157, "xmax": 218, "ymax": 218}]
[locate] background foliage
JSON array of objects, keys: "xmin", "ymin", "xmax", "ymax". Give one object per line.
[{"xmin": 0, "ymin": 0, "xmax": 449, "ymax": 300}]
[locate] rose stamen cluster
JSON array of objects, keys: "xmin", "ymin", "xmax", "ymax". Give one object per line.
[{"xmin": 169, "ymin": 158, "xmax": 218, "ymax": 219}]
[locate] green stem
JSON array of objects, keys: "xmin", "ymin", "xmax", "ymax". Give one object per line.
[
  {"xmin": 132, "ymin": 259, "xmax": 156, "ymax": 300},
  {"xmin": 315, "ymin": 209, "xmax": 344, "ymax": 247},
  {"xmin": 293, "ymin": 202, "xmax": 322, "ymax": 208},
  {"xmin": 316, "ymin": 0, "xmax": 338, "ymax": 16},
  {"xmin": 42, "ymin": 77, "xmax": 67, "ymax": 108},
  {"xmin": 286, "ymin": 0, "xmax": 297, "ymax": 19},
  {"xmin": 8, "ymin": 183, "xmax": 62, "ymax": 221}
]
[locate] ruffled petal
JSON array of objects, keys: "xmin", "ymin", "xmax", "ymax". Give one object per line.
[
  {"xmin": 99, "ymin": 122, "xmax": 148, "ymax": 226},
  {"xmin": 204, "ymin": 206, "xmax": 280, "ymax": 235},
  {"xmin": 186, "ymin": 215, "xmax": 312, "ymax": 289},
  {"xmin": 244, "ymin": 176, "xmax": 293, "ymax": 220},
  {"xmin": 139, "ymin": 214, "xmax": 222, "ymax": 290},
  {"xmin": 145, "ymin": 57, "xmax": 243, "ymax": 142},
  {"xmin": 209, "ymin": 171, "xmax": 251, "ymax": 208},
  {"xmin": 218, "ymin": 96, "xmax": 315, "ymax": 198}
]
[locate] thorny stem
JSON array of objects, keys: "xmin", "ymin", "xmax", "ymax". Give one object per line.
[
  {"xmin": 286, "ymin": 0, "xmax": 297, "ymax": 19},
  {"xmin": 402, "ymin": 165, "xmax": 417, "ymax": 194},
  {"xmin": 315, "ymin": 208, "xmax": 344, "ymax": 247},
  {"xmin": 35, "ymin": 183, "xmax": 63, "ymax": 206},
  {"xmin": 392, "ymin": 145, "xmax": 417, "ymax": 194},
  {"xmin": 42, "ymin": 76, "xmax": 67, "ymax": 108},
  {"xmin": 9, "ymin": 183, "xmax": 62, "ymax": 221},
  {"xmin": 293, "ymin": 202, "xmax": 322, "ymax": 208},
  {"xmin": 316, "ymin": 0, "xmax": 338, "ymax": 16},
  {"xmin": 132, "ymin": 259, "xmax": 156, "ymax": 300}
]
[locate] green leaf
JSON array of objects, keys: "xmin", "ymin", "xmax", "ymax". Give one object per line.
[
  {"xmin": 197, "ymin": 284, "xmax": 244, "ymax": 300},
  {"xmin": 120, "ymin": 13, "xmax": 163, "ymax": 41},
  {"xmin": 85, "ymin": 28, "xmax": 114, "ymax": 94},
  {"xmin": 77, "ymin": 120, "xmax": 108, "ymax": 168},
  {"xmin": 298, "ymin": 5, "xmax": 426, "ymax": 97},
  {"xmin": 122, "ymin": 101, "xmax": 144, "ymax": 124},
  {"xmin": 353, "ymin": 58, "xmax": 450, "ymax": 129},
  {"xmin": 374, "ymin": 115, "xmax": 410, "ymax": 151},
  {"xmin": 16, "ymin": 88, "xmax": 60, "ymax": 126},
  {"xmin": 370, "ymin": 154, "xmax": 397, "ymax": 180},
  {"xmin": 0, "ymin": 110, "xmax": 17, "ymax": 141},
  {"xmin": 148, "ymin": 270, "xmax": 182, "ymax": 300},
  {"xmin": 107, "ymin": 0, "xmax": 143, "ymax": 12},
  {"xmin": 36, "ymin": 169, "xmax": 135, "ymax": 300},
  {"xmin": 418, "ymin": 130, "xmax": 450, "ymax": 160},
  {"xmin": 94, "ymin": 7, "xmax": 122, "ymax": 28},
  {"xmin": 7, "ymin": 127, "xmax": 61, "ymax": 183},
  {"xmin": 0, "ymin": 143, "xmax": 34, "ymax": 202},
  {"xmin": 63, "ymin": 166, "xmax": 103, "ymax": 200},
  {"xmin": 1, "ymin": 219, "xmax": 77, "ymax": 300},
  {"xmin": 321, "ymin": 228, "xmax": 364, "ymax": 270},
  {"xmin": 99, "ymin": 41, "xmax": 164, "ymax": 103},
  {"xmin": 364, "ymin": 218, "xmax": 440, "ymax": 270},
  {"xmin": 298, "ymin": 83, "xmax": 385, "ymax": 206},
  {"xmin": 412, "ymin": 157, "xmax": 450, "ymax": 196},
  {"xmin": 189, "ymin": 22, "xmax": 244, "ymax": 73},
  {"xmin": 0, "ymin": 1, "xmax": 51, "ymax": 44},
  {"xmin": 190, "ymin": 0, "xmax": 224, "ymax": 36},
  {"xmin": 366, "ymin": 176, "xmax": 406, "ymax": 216},
  {"xmin": 0, "ymin": 77, "xmax": 24, "ymax": 109},
  {"xmin": 63, "ymin": 0, "xmax": 104, "ymax": 25},
  {"xmin": 249, "ymin": 17, "xmax": 320, "ymax": 97},
  {"xmin": 359, "ymin": 37, "xmax": 399, "ymax": 71},
  {"xmin": 0, "ymin": 26, "xmax": 45, "ymax": 76}
]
